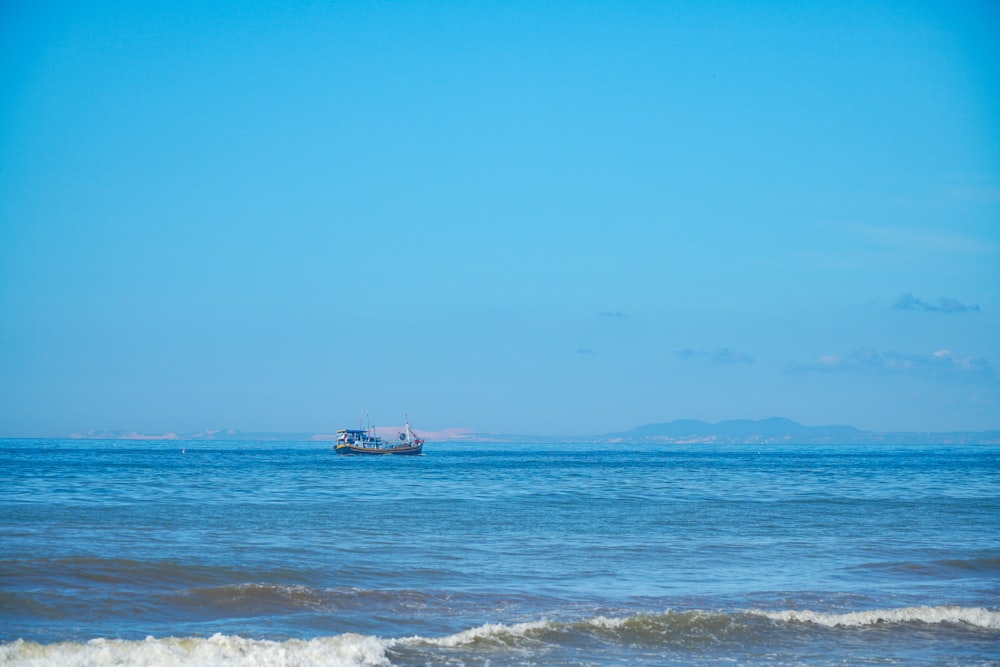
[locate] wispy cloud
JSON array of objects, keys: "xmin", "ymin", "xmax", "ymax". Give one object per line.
[
  {"xmin": 851, "ymin": 224, "xmax": 999, "ymax": 255},
  {"xmin": 597, "ymin": 311, "xmax": 627, "ymax": 319},
  {"xmin": 791, "ymin": 347, "xmax": 996, "ymax": 382},
  {"xmin": 576, "ymin": 347, "xmax": 596, "ymax": 355},
  {"xmin": 894, "ymin": 293, "xmax": 980, "ymax": 313},
  {"xmin": 675, "ymin": 347, "xmax": 754, "ymax": 364}
]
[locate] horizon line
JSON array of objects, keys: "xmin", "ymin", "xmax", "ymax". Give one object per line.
[{"xmin": 3, "ymin": 416, "xmax": 999, "ymax": 441}]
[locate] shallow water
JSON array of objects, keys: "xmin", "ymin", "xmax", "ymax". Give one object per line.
[{"xmin": 1, "ymin": 440, "xmax": 998, "ymax": 665}]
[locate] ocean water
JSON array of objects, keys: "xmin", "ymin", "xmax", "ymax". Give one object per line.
[{"xmin": 1, "ymin": 439, "xmax": 998, "ymax": 666}]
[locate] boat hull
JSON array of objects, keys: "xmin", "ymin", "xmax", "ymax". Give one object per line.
[{"xmin": 335, "ymin": 443, "xmax": 423, "ymax": 456}]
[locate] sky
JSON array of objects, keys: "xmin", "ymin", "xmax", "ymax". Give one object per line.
[{"xmin": 1, "ymin": 0, "xmax": 998, "ymax": 437}]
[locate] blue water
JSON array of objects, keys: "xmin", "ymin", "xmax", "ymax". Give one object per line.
[{"xmin": 1, "ymin": 440, "xmax": 998, "ymax": 665}]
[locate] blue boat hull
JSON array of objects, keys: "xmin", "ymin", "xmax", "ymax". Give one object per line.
[{"xmin": 335, "ymin": 443, "xmax": 423, "ymax": 455}]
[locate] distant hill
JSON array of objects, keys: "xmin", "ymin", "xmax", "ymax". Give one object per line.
[
  {"xmin": 62, "ymin": 419, "xmax": 1000, "ymax": 444},
  {"xmin": 474, "ymin": 418, "xmax": 1000, "ymax": 445},
  {"xmin": 602, "ymin": 417, "xmax": 865, "ymax": 444}
]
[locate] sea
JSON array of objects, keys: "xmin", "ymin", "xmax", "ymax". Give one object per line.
[{"xmin": 1, "ymin": 439, "xmax": 998, "ymax": 666}]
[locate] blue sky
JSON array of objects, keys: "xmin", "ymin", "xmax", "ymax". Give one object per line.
[{"xmin": 1, "ymin": 1, "xmax": 998, "ymax": 437}]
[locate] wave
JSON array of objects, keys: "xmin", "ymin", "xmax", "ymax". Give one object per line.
[
  {"xmin": 752, "ymin": 605, "xmax": 1000, "ymax": 629},
  {"xmin": 176, "ymin": 583, "xmax": 329, "ymax": 613},
  {"xmin": 3, "ymin": 606, "xmax": 997, "ymax": 666},
  {"xmin": 854, "ymin": 555, "xmax": 1000, "ymax": 578},
  {"xmin": 0, "ymin": 633, "xmax": 392, "ymax": 667},
  {"xmin": 398, "ymin": 605, "xmax": 1000, "ymax": 649},
  {"xmin": 0, "ymin": 557, "xmax": 256, "ymax": 590},
  {"xmin": 396, "ymin": 620, "xmax": 553, "ymax": 648}
]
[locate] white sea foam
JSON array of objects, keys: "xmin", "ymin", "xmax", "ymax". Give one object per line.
[
  {"xmin": 586, "ymin": 610, "xmax": 721, "ymax": 630},
  {"xmin": 395, "ymin": 620, "xmax": 552, "ymax": 648},
  {"xmin": 587, "ymin": 615, "xmax": 631, "ymax": 629},
  {"xmin": 0, "ymin": 633, "xmax": 391, "ymax": 667},
  {"xmin": 4, "ymin": 607, "xmax": 997, "ymax": 666},
  {"xmin": 403, "ymin": 606, "xmax": 1000, "ymax": 647},
  {"xmin": 754, "ymin": 605, "xmax": 1000, "ymax": 629}
]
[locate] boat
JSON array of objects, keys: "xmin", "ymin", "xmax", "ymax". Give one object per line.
[{"xmin": 335, "ymin": 416, "xmax": 424, "ymax": 455}]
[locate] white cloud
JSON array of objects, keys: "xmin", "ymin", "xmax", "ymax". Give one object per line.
[
  {"xmin": 792, "ymin": 347, "xmax": 996, "ymax": 382},
  {"xmin": 894, "ymin": 293, "xmax": 980, "ymax": 313}
]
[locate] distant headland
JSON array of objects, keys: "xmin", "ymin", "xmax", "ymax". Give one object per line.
[
  {"xmin": 64, "ymin": 418, "xmax": 1000, "ymax": 444},
  {"xmin": 488, "ymin": 418, "xmax": 1000, "ymax": 445}
]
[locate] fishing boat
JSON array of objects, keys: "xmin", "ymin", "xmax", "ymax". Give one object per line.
[{"xmin": 335, "ymin": 416, "xmax": 424, "ymax": 455}]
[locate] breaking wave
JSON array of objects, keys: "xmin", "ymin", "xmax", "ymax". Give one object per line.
[
  {"xmin": 0, "ymin": 633, "xmax": 391, "ymax": 667},
  {"xmin": 397, "ymin": 605, "xmax": 1000, "ymax": 650},
  {"xmin": 3, "ymin": 606, "xmax": 997, "ymax": 666},
  {"xmin": 753, "ymin": 605, "xmax": 1000, "ymax": 629}
]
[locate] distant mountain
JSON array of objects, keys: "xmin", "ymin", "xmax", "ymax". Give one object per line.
[
  {"xmin": 469, "ymin": 418, "xmax": 1000, "ymax": 445},
  {"xmin": 62, "ymin": 419, "xmax": 1000, "ymax": 445},
  {"xmin": 602, "ymin": 418, "xmax": 864, "ymax": 444}
]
